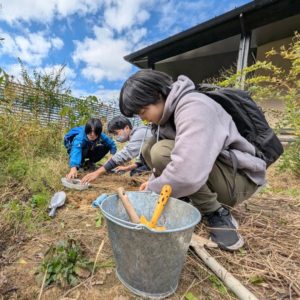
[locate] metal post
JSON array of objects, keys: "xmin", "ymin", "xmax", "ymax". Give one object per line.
[
  {"xmin": 236, "ymin": 13, "xmax": 251, "ymax": 90},
  {"xmin": 147, "ymin": 56, "xmax": 156, "ymax": 70}
]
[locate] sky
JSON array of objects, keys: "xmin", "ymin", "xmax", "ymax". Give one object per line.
[{"xmin": 0, "ymin": 0, "xmax": 251, "ymax": 105}]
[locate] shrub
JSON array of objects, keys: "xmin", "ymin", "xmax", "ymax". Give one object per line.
[{"xmin": 213, "ymin": 32, "xmax": 300, "ymax": 176}]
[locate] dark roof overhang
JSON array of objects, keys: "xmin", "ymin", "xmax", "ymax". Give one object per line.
[{"xmin": 124, "ymin": 0, "xmax": 300, "ymax": 68}]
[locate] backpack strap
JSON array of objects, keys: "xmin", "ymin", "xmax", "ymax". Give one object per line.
[{"xmin": 229, "ymin": 151, "xmax": 238, "ymax": 201}]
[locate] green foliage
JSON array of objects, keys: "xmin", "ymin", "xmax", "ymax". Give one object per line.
[
  {"xmin": 18, "ymin": 58, "xmax": 71, "ymax": 120},
  {"xmin": 0, "ymin": 66, "xmax": 8, "ymax": 86},
  {"xmin": 278, "ymin": 139, "xmax": 300, "ymax": 176},
  {"xmin": 0, "ymin": 99, "xmax": 68, "ymax": 233},
  {"xmin": 37, "ymin": 239, "xmax": 93, "ymax": 287},
  {"xmin": 95, "ymin": 212, "xmax": 103, "ymax": 228},
  {"xmin": 2, "ymin": 199, "xmax": 35, "ymax": 232},
  {"xmin": 1, "ymin": 190, "xmax": 50, "ymax": 233},
  {"xmin": 185, "ymin": 292, "xmax": 198, "ymax": 300},
  {"xmin": 60, "ymin": 95, "xmax": 99, "ymax": 129},
  {"xmin": 30, "ymin": 193, "xmax": 49, "ymax": 208},
  {"xmin": 6, "ymin": 157, "xmax": 29, "ymax": 180},
  {"xmin": 213, "ymin": 32, "xmax": 300, "ymax": 176},
  {"xmin": 249, "ymin": 275, "xmax": 265, "ymax": 285},
  {"xmin": 0, "ymin": 114, "xmax": 67, "ymax": 189},
  {"xmin": 1, "ymin": 61, "xmax": 103, "ymax": 129},
  {"xmin": 208, "ymin": 274, "xmax": 228, "ymax": 295}
]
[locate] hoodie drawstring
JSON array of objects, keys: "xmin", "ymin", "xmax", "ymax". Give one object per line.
[
  {"xmin": 137, "ymin": 125, "xmax": 150, "ymax": 160},
  {"xmin": 156, "ymin": 125, "xmax": 160, "ymax": 143}
]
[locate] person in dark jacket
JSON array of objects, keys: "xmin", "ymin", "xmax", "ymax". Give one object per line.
[{"xmin": 64, "ymin": 118, "xmax": 117, "ymax": 180}]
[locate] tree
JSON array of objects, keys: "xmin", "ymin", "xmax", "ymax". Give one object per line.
[{"xmin": 18, "ymin": 58, "xmax": 71, "ymax": 121}]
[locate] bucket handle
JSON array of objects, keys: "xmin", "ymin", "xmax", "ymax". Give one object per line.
[
  {"xmin": 102, "ymin": 211, "xmax": 150, "ymax": 231},
  {"xmin": 99, "ymin": 202, "xmax": 166, "ymax": 232},
  {"xmin": 97, "ymin": 200, "xmax": 147, "ymax": 230}
]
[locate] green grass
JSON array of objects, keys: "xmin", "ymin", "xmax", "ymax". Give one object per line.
[
  {"xmin": 208, "ymin": 274, "xmax": 228, "ymax": 296},
  {"xmin": 0, "ymin": 114, "xmax": 67, "ymax": 233}
]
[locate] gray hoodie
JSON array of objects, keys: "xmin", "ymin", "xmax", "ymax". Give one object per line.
[
  {"xmin": 147, "ymin": 75, "xmax": 266, "ymax": 198},
  {"xmin": 104, "ymin": 125, "xmax": 153, "ymax": 171}
]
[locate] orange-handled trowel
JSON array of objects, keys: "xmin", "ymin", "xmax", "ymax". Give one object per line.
[
  {"xmin": 140, "ymin": 185, "xmax": 172, "ymax": 231},
  {"xmin": 117, "ymin": 185, "xmax": 172, "ymax": 231}
]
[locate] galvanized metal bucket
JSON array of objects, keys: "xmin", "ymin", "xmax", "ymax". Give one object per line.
[{"xmin": 100, "ymin": 191, "xmax": 201, "ymax": 299}]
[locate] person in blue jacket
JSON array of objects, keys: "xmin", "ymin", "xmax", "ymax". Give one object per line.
[{"xmin": 64, "ymin": 118, "xmax": 117, "ymax": 180}]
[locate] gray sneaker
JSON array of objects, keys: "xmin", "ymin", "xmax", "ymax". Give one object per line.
[{"xmin": 203, "ymin": 207, "xmax": 244, "ymax": 251}]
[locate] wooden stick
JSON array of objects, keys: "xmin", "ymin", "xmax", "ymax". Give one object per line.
[
  {"xmin": 117, "ymin": 187, "xmax": 140, "ymax": 224},
  {"xmin": 190, "ymin": 234, "xmax": 259, "ymax": 300},
  {"xmin": 92, "ymin": 239, "xmax": 105, "ymax": 277},
  {"xmin": 37, "ymin": 267, "xmax": 48, "ymax": 300}
]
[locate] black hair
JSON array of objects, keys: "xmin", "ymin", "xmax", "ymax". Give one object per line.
[
  {"xmin": 107, "ymin": 115, "xmax": 132, "ymax": 133},
  {"xmin": 119, "ymin": 69, "xmax": 173, "ymax": 117},
  {"xmin": 85, "ymin": 118, "xmax": 102, "ymax": 137}
]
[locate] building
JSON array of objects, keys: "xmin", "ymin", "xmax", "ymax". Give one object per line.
[{"xmin": 124, "ymin": 0, "xmax": 300, "ymax": 91}]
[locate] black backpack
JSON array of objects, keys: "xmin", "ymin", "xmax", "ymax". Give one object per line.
[{"xmin": 181, "ymin": 84, "xmax": 284, "ymax": 168}]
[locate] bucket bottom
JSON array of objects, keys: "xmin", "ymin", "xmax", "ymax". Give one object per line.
[{"xmin": 116, "ymin": 270, "xmax": 178, "ymax": 299}]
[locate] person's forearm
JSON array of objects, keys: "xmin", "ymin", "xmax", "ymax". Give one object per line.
[{"xmin": 95, "ymin": 166, "xmax": 107, "ymax": 176}]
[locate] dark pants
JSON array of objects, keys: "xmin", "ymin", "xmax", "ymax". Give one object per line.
[
  {"xmin": 142, "ymin": 137, "xmax": 258, "ymax": 214},
  {"xmin": 81, "ymin": 144, "xmax": 110, "ymax": 165}
]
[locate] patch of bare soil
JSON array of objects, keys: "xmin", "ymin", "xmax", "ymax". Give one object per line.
[{"xmin": 0, "ymin": 168, "xmax": 299, "ymax": 300}]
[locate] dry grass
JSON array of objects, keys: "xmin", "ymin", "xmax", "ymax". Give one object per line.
[
  {"xmin": 189, "ymin": 194, "xmax": 300, "ymax": 299},
  {"xmin": 0, "ymin": 167, "xmax": 299, "ymax": 299}
]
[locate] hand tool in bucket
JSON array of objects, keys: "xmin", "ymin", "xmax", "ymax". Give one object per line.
[
  {"xmin": 140, "ymin": 184, "xmax": 172, "ymax": 231},
  {"xmin": 117, "ymin": 187, "xmax": 140, "ymax": 224},
  {"xmin": 117, "ymin": 185, "xmax": 172, "ymax": 230}
]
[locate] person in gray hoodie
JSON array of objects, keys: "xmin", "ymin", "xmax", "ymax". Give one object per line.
[
  {"xmin": 119, "ymin": 69, "xmax": 267, "ymax": 251},
  {"xmin": 81, "ymin": 115, "xmax": 152, "ymax": 183}
]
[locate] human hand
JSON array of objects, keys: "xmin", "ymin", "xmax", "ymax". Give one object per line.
[
  {"xmin": 81, "ymin": 171, "xmax": 100, "ymax": 184},
  {"xmin": 139, "ymin": 181, "xmax": 149, "ymax": 191},
  {"xmin": 114, "ymin": 165, "xmax": 129, "ymax": 173},
  {"xmin": 66, "ymin": 167, "xmax": 78, "ymax": 180}
]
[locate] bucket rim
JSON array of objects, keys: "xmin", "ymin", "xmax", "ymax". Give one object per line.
[{"xmin": 100, "ymin": 191, "xmax": 201, "ymax": 233}]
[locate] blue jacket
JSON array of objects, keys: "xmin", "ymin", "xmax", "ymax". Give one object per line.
[{"xmin": 64, "ymin": 126, "xmax": 117, "ymax": 168}]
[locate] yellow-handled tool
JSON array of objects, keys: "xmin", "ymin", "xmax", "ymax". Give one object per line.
[{"xmin": 140, "ymin": 184, "xmax": 172, "ymax": 231}]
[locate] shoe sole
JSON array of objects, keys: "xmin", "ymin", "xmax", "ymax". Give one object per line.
[
  {"xmin": 209, "ymin": 214, "xmax": 245, "ymax": 251},
  {"xmin": 220, "ymin": 234, "xmax": 244, "ymax": 251},
  {"xmin": 224, "ymin": 214, "xmax": 244, "ymax": 251},
  {"xmin": 230, "ymin": 214, "xmax": 239, "ymax": 229}
]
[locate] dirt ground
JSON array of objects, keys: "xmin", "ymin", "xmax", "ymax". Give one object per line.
[{"xmin": 0, "ymin": 165, "xmax": 299, "ymax": 300}]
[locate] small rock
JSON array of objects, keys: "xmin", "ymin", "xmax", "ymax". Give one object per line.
[{"xmin": 74, "ymin": 266, "xmax": 90, "ymax": 279}]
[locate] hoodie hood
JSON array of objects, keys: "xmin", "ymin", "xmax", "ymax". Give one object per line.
[{"xmin": 159, "ymin": 75, "xmax": 195, "ymax": 125}]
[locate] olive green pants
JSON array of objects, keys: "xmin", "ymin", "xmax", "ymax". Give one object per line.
[{"xmin": 142, "ymin": 137, "xmax": 258, "ymax": 214}]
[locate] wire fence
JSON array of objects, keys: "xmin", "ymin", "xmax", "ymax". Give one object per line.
[{"xmin": 0, "ymin": 81, "xmax": 141, "ymax": 128}]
